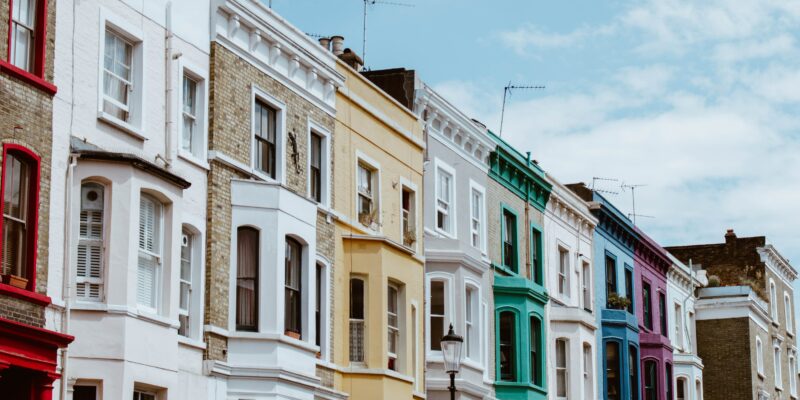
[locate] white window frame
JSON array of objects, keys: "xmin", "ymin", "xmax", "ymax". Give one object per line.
[
  {"xmin": 581, "ymin": 259, "xmax": 592, "ymax": 312},
  {"xmin": 464, "ymin": 279, "xmax": 481, "ymax": 363},
  {"xmin": 786, "ymin": 292, "xmax": 794, "ymax": 335},
  {"xmin": 354, "ymin": 151, "xmax": 381, "ymax": 231},
  {"xmin": 770, "ymin": 279, "xmax": 779, "ymax": 323},
  {"xmin": 9, "ymin": 0, "xmax": 36, "ymax": 72},
  {"xmin": 349, "ymin": 275, "xmax": 367, "ymax": 364},
  {"xmin": 133, "ymin": 388, "xmax": 157, "ymax": 400},
  {"xmin": 674, "ymin": 302, "xmax": 684, "ymax": 351},
  {"xmin": 76, "ymin": 181, "xmax": 108, "ymax": 302},
  {"xmin": 136, "ymin": 193, "xmax": 164, "ymax": 314},
  {"xmin": 399, "ymin": 177, "xmax": 418, "ymax": 251},
  {"xmin": 790, "ymin": 352, "xmax": 797, "ymax": 397},
  {"xmin": 757, "ymin": 337, "xmax": 765, "ymax": 377},
  {"xmin": 251, "ymin": 85, "xmax": 287, "ymax": 183},
  {"xmin": 468, "ymin": 180, "xmax": 486, "ymax": 253},
  {"xmin": 426, "ymin": 272, "xmax": 454, "ymax": 355},
  {"xmin": 387, "ymin": 283, "xmax": 400, "ymax": 370},
  {"xmin": 97, "ymin": 9, "xmax": 145, "ymax": 138},
  {"xmin": 557, "ymin": 244, "xmax": 570, "ymax": 298},
  {"xmin": 306, "ymin": 120, "xmax": 331, "ymax": 207},
  {"xmin": 433, "ymin": 158, "xmax": 456, "ymax": 238},
  {"xmin": 775, "ymin": 341, "xmax": 783, "ymax": 390},
  {"xmin": 177, "ymin": 60, "xmax": 209, "ymax": 166},
  {"xmin": 583, "ymin": 343, "xmax": 593, "ymax": 399},
  {"xmin": 556, "ymin": 338, "xmax": 569, "ymax": 400},
  {"xmin": 316, "ymin": 258, "xmax": 331, "ymax": 361},
  {"xmin": 179, "ymin": 225, "xmax": 203, "ymax": 340}
]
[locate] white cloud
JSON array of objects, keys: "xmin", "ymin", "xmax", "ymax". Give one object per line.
[
  {"xmin": 496, "ymin": 23, "xmax": 613, "ymax": 54},
  {"xmin": 713, "ymin": 34, "xmax": 796, "ymax": 63}
]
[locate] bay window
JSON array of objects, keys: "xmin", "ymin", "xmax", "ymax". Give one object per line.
[
  {"xmin": 1, "ymin": 146, "xmax": 38, "ymax": 290},
  {"xmin": 530, "ymin": 316, "xmax": 542, "ymax": 386},
  {"xmin": 583, "ymin": 343, "xmax": 593, "ymax": 399},
  {"xmin": 349, "ymin": 277, "xmax": 365, "ymax": 362},
  {"xmin": 77, "ymin": 183, "xmax": 105, "ymax": 301},
  {"xmin": 387, "ymin": 284, "xmax": 399, "ymax": 371},
  {"xmin": 465, "ymin": 286, "xmax": 478, "ymax": 360},
  {"xmin": 430, "ymin": 280, "xmax": 445, "ymax": 351},
  {"xmin": 499, "ymin": 311, "xmax": 516, "ymax": 381},
  {"xmin": 605, "ymin": 342, "xmax": 621, "ymax": 400},
  {"xmin": 644, "ymin": 360, "xmax": 657, "ymax": 400},
  {"xmin": 556, "ymin": 338, "xmax": 568, "ymax": 399},
  {"xmin": 284, "ymin": 237, "xmax": 302, "ymax": 337},
  {"xmin": 236, "ymin": 227, "xmax": 259, "ymax": 331},
  {"xmin": 136, "ymin": 194, "xmax": 162, "ymax": 311},
  {"xmin": 629, "ymin": 346, "xmax": 639, "ymax": 400}
]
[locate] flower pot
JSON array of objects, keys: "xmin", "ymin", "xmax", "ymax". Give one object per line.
[
  {"xmin": 285, "ymin": 330, "xmax": 301, "ymax": 340},
  {"xmin": 6, "ymin": 275, "xmax": 28, "ymax": 290}
]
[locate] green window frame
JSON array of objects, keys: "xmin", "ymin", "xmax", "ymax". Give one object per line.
[
  {"xmin": 500, "ymin": 205, "xmax": 519, "ymax": 274},
  {"xmin": 530, "ymin": 223, "xmax": 543, "ymax": 285},
  {"xmin": 530, "ymin": 314, "xmax": 545, "ymax": 387},
  {"xmin": 497, "ymin": 308, "xmax": 520, "ymax": 382}
]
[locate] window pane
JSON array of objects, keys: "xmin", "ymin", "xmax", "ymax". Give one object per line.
[
  {"xmin": 236, "ymin": 227, "xmax": 259, "ymax": 330},
  {"xmin": 284, "ymin": 238, "xmax": 302, "ymax": 335},
  {"xmin": 531, "ymin": 317, "xmax": 542, "ymax": 385},
  {"xmin": 430, "ymin": 281, "xmax": 444, "ymax": 351},
  {"xmin": 556, "ymin": 339, "xmax": 567, "ymax": 397},
  {"xmin": 629, "ymin": 346, "xmax": 638, "ymax": 400},
  {"xmin": 499, "ymin": 312, "xmax": 516, "ymax": 381}
]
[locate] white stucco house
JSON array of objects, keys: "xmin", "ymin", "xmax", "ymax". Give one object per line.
[
  {"xmin": 666, "ymin": 253, "xmax": 707, "ymax": 400},
  {"xmin": 543, "ymin": 178, "xmax": 598, "ymax": 400},
  {"xmin": 48, "ymin": 0, "xmax": 212, "ymax": 399}
]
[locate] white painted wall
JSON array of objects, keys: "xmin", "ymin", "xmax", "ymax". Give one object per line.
[
  {"xmin": 49, "ymin": 0, "xmax": 210, "ymax": 398},
  {"xmin": 544, "ymin": 178, "xmax": 598, "ymax": 400},
  {"xmin": 667, "ymin": 254, "xmax": 707, "ymax": 400}
]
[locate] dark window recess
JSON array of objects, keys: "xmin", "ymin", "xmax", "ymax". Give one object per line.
[
  {"xmin": 284, "ymin": 237, "xmax": 302, "ymax": 337},
  {"xmin": 430, "ymin": 281, "xmax": 445, "ymax": 350},
  {"xmin": 499, "ymin": 311, "xmax": 517, "ymax": 381},
  {"xmin": 643, "ymin": 282, "xmax": 652, "ymax": 330},
  {"xmin": 502, "ymin": 210, "xmax": 517, "ymax": 271},
  {"xmin": 236, "ymin": 227, "xmax": 259, "ymax": 331},
  {"xmin": 310, "ymin": 133, "xmax": 322, "ymax": 202},
  {"xmin": 605, "ymin": 256, "xmax": 617, "ymax": 308},
  {"xmin": 73, "ymin": 386, "xmax": 97, "ymax": 400},
  {"xmin": 629, "ymin": 346, "xmax": 639, "ymax": 400},
  {"xmin": 625, "ymin": 268, "xmax": 634, "ymax": 313},
  {"xmin": 254, "ymin": 100, "xmax": 277, "ymax": 178},
  {"xmin": 605, "ymin": 341, "xmax": 621, "ymax": 400},
  {"xmin": 315, "ymin": 263, "xmax": 322, "ymax": 347},
  {"xmin": 644, "ymin": 360, "xmax": 657, "ymax": 400},
  {"xmin": 659, "ymin": 292, "xmax": 668, "ymax": 337},
  {"xmin": 530, "ymin": 316, "xmax": 542, "ymax": 386}
]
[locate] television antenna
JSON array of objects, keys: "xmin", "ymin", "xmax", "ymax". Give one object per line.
[
  {"xmin": 362, "ymin": 0, "xmax": 414, "ymax": 66},
  {"xmin": 499, "ymin": 82, "xmax": 545, "ymax": 137},
  {"xmin": 621, "ymin": 183, "xmax": 648, "ymax": 225},
  {"xmin": 591, "ymin": 177, "xmax": 620, "ymax": 195}
]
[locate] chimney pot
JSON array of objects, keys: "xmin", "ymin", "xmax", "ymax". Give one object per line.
[
  {"xmin": 725, "ymin": 229, "xmax": 737, "ymax": 245},
  {"xmin": 331, "ymin": 35, "xmax": 345, "ymax": 56},
  {"xmin": 318, "ymin": 37, "xmax": 331, "ymax": 51}
]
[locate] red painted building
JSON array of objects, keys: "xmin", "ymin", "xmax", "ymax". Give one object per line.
[{"xmin": 0, "ymin": 0, "xmax": 73, "ymax": 398}]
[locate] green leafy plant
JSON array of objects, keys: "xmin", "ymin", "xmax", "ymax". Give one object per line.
[{"xmin": 607, "ymin": 292, "xmax": 632, "ymax": 310}]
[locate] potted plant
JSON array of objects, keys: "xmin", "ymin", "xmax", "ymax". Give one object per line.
[
  {"xmin": 707, "ymin": 275, "xmax": 721, "ymax": 287},
  {"xmin": 358, "ymin": 209, "xmax": 379, "ymax": 229},
  {"xmin": 607, "ymin": 292, "xmax": 631, "ymax": 310},
  {"xmin": 403, "ymin": 228, "xmax": 416, "ymax": 247},
  {"xmin": 2, "ymin": 273, "xmax": 28, "ymax": 290}
]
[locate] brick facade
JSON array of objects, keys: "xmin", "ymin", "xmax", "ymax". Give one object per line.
[
  {"xmin": 0, "ymin": 0, "xmax": 57, "ymax": 326},
  {"xmin": 204, "ymin": 42, "xmax": 337, "ymax": 380},
  {"xmin": 696, "ymin": 318, "xmax": 752, "ymax": 400}
]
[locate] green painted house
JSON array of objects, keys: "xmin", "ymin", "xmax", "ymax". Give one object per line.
[{"xmin": 486, "ymin": 131, "xmax": 552, "ymax": 400}]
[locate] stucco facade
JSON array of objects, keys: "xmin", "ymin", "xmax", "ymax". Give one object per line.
[
  {"xmin": 665, "ymin": 253, "xmax": 707, "ymax": 400},
  {"xmin": 567, "ymin": 183, "xmax": 640, "ymax": 400},
  {"xmin": 48, "ymin": 0, "xmax": 211, "ymax": 398},
  {"xmin": 332, "ymin": 59, "xmax": 425, "ymax": 400},
  {"xmin": 543, "ymin": 178, "xmax": 598, "ymax": 400}
]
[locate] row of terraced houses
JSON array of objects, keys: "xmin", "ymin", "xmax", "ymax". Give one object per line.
[{"xmin": 0, "ymin": 1, "xmax": 797, "ymax": 400}]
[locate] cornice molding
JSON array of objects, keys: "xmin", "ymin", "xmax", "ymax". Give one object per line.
[
  {"xmin": 546, "ymin": 182, "xmax": 597, "ymax": 239},
  {"xmin": 488, "ymin": 134, "xmax": 552, "ymax": 212},
  {"xmin": 758, "ymin": 245, "xmax": 798, "ymax": 285}
]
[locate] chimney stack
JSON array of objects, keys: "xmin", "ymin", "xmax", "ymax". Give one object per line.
[
  {"xmin": 725, "ymin": 228, "xmax": 737, "ymax": 245},
  {"xmin": 318, "ymin": 37, "xmax": 331, "ymax": 51},
  {"xmin": 339, "ymin": 48, "xmax": 364, "ymax": 71},
  {"xmin": 331, "ymin": 35, "xmax": 345, "ymax": 56}
]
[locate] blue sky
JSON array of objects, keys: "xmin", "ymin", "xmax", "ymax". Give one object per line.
[{"xmin": 273, "ymin": 0, "xmax": 800, "ymax": 320}]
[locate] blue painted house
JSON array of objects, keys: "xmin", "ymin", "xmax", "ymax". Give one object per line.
[{"xmin": 568, "ymin": 183, "xmax": 640, "ymax": 400}]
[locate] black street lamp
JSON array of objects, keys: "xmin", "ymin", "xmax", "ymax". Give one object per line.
[{"xmin": 441, "ymin": 323, "xmax": 464, "ymax": 400}]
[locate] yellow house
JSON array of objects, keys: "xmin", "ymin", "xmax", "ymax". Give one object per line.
[{"xmin": 332, "ymin": 59, "xmax": 426, "ymax": 399}]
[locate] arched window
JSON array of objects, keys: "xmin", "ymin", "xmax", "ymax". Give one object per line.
[
  {"xmin": 605, "ymin": 341, "xmax": 621, "ymax": 400},
  {"xmin": 498, "ymin": 311, "xmax": 516, "ymax": 381},
  {"xmin": 429, "ymin": 279, "xmax": 446, "ymax": 351},
  {"xmin": 284, "ymin": 237, "xmax": 302, "ymax": 337},
  {"xmin": 76, "ymin": 182, "xmax": 105, "ymax": 301},
  {"xmin": 1, "ymin": 146, "xmax": 39, "ymax": 290},
  {"xmin": 236, "ymin": 227, "xmax": 259, "ymax": 331},
  {"xmin": 770, "ymin": 280, "xmax": 778, "ymax": 320},
  {"xmin": 665, "ymin": 363, "xmax": 673, "ymax": 400},
  {"xmin": 179, "ymin": 226, "xmax": 200, "ymax": 338},
  {"xmin": 628, "ymin": 345, "xmax": 639, "ymax": 400},
  {"xmin": 784, "ymin": 293, "xmax": 793, "ymax": 334},
  {"xmin": 137, "ymin": 193, "xmax": 163, "ymax": 310},
  {"xmin": 465, "ymin": 285, "xmax": 479, "ymax": 360},
  {"xmin": 756, "ymin": 337, "xmax": 764, "ymax": 376},
  {"xmin": 530, "ymin": 316, "xmax": 543, "ymax": 386},
  {"xmin": 349, "ymin": 277, "xmax": 366, "ymax": 363},
  {"xmin": 644, "ymin": 360, "xmax": 658, "ymax": 400},
  {"xmin": 555, "ymin": 338, "xmax": 569, "ymax": 399},
  {"xmin": 695, "ymin": 379, "xmax": 702, "ymax": 400},
  {"xmin": 676, "ymin": 377, "xmax": 687, "ymax": 400}
]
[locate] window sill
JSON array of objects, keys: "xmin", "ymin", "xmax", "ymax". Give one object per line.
[
  {"xmin": 178, "ymin": 151, "xmax": 210, "ymax": 170},
  {"xmin": 178, "ymin": 335, "xmax": 207, "ymax": 350},
  {"xmin": 0, "ymin": 61, "xmax": 57, "ymax": 95},
  {"xmin": 97, "ymin": 112, "xmax": 146, "ymax": 140},
  {"xmin": 434, "ymin": 227, "xmax": 456, "ymax": 240},
  {"xmin": 493, "ymin": 263, "xmax": 519, "ymax": 277},
  {"xmin": 0, "ymin": 283, "xmax": 51, "ymax": 306}
]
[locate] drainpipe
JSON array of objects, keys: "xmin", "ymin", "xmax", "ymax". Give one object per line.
[
  {"xmin": 60, "ymin": 154, "xmax": 78, "ymax": 400},
  {"xmin": 524, "ymin": 152, "xmax": 532, "ymax": 280},
  {"xmin": 163, "ymin": 1, "xmax": 176, "ymax": 168}
]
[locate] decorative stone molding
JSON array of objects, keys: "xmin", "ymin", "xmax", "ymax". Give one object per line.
[{"xmin": 758, "ymin": 245, "xmax": 798, "ymax": 285}]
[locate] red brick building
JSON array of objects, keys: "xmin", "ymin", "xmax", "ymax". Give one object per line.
[{"xmin": 0, "ymin": 0, "xmax": 73, "ymax": 398}]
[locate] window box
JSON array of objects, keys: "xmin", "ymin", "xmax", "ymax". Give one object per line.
[{"xmin": 2, "ymin": 274, "xmax": 28, "ymax": 289}]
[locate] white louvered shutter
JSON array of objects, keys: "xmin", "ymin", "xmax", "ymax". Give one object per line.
[
  {"xmin": 137, "ymin": 195, "xmax": 161, "ymax": 309},
  {"xmin": 77, "ymin": 184, "xmax": 105, "ymax": 301}
]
